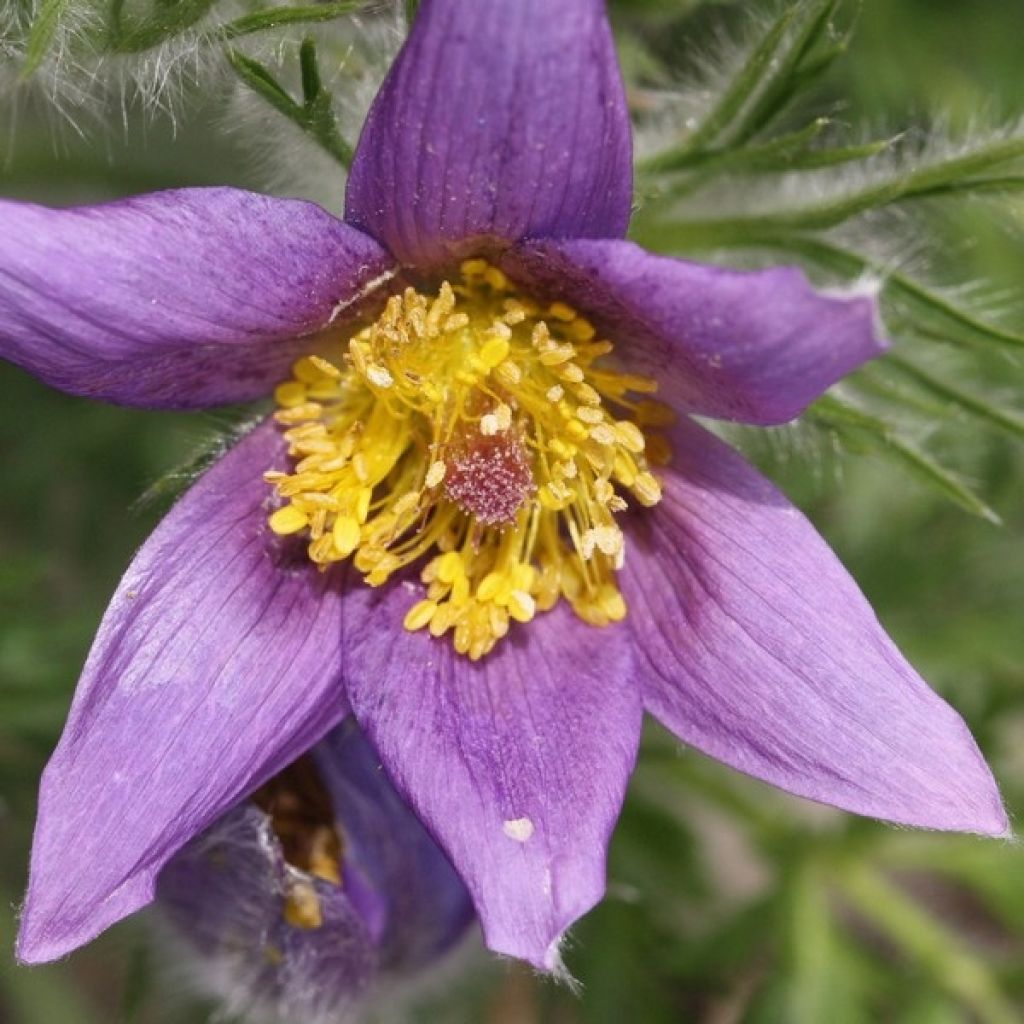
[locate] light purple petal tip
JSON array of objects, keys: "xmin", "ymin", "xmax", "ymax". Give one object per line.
[
  {"xmin": 345, "ymin": 0, "xmax": 632, "ymax": 270},
  {"xmin": 622, "ymin": 419, "xmax": 1007, "ymax": 835},
  {"xmin": 0, "ymin": 188, "xmax": 394, "ymax": 408},
  {"xmin": 506, "ymin": 239, "xmax": 886, "ymax": 425},
  {"xmin": 17, "ymin": 420, "xmax": 350, "ymax": 964},
  {"xmin": 339, "ymin": 586, "xmax": 641, "ymax": 971}
]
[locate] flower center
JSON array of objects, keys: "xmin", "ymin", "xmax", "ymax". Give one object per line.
[{"xmin": 266, "ymin": 259, "xmax": 672, "ymax": 660}]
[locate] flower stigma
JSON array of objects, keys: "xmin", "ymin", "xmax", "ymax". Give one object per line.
[{"xmin": 266, "ymin": 260, "xmax": 672, "ymax": 660}]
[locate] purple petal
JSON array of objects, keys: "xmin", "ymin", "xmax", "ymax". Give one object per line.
[
  {"xmin": 621, "ymin": 418, "xmax": 1007, "ymax": 834},
  {"xmin": 17, "ymin": 420, "xmax": 350, "ymax": 964},
  {"xmin": 157, "ymin": 805, "xmax": 378, "ymax": 1020},
  {"xmin": 313, "ymin": 720, "xmax": 475, "ymax": 971},
  {"xmin": 339, "ymin": 590, "xmax": 641, "ymax": 971},
  {"xmin": 504, "ymin": 240, "xmax": 886, "ymax": 425},
  {"xmin": 345, "ymin": 0, "xmax": 632, "ymax": 269},
  {"xmin": 0, "ymin": 188, "xmax": 394, "ymax": 408}
]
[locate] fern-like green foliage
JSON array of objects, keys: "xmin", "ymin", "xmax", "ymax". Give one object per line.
[{"xmin": 631, "ymin": 0, "xmax": 1024, "ymax": 522}]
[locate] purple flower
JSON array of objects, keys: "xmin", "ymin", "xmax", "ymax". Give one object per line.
[
  {"xmin": 3, "ymin": 0, "xmax": 1006, "ymax": 975},
  {"xmin": 156, "ymin": 720, "xmax": 474, "ymax": 1021}
]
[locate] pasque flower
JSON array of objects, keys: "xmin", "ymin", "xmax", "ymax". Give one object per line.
[
  {"xmin": 3, "ymin": 0, "xmax": 1006, "ymax": 974},
  {"xmin": 157, "ymin": 720, "xmax": 473, "ymax": 1022}
]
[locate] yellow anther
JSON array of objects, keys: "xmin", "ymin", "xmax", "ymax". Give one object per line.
[
  {"xmin": 309, "ymin": 355, "xmax": 341, "ymax": 378},
  {"xmin": 461, "ymin": 258, "xmax": 489, "ymax": 277},
  {"xmin": 495, "ymin": 361, "xmax": 522, "ymax": 386},
  {"xmin": 404, "ymin": 599, "xmax": 438, "ymax": 631},
  {"xmin": 548, "ymin": 301, "xmax": 576, "ymax": 322},
  {"xmin": 293, "ymin": 357, "xmax": 326, "ymax": 384},
  {"xmin": 483, "ymin": 266, "xmax": 508, "ymax": 290},
  {"xmin": 437, "ymin": 551, "xmax": 465, "ymax": 584},
  {"xmin": 477, "ymin": 571, "xmax": 505, "ymax": 602},
  {"xmin": 549, "ymin": 438, "xmax": 576, "ymax": 460},
  {"xmin": 429, "ymin": 603, "xmax": 457, "ymax": 636},
  {"xmin": 451, "ymin": 574, "xmax": 471, "ymax": 604},
  {"xmin": 425, "ymin": 461, "xmax": 446, "ymax": 488},
  {"xmin": 332, "ymin": 516, "xmax": 361, "ymax": 556},
  {"xmin": 507, "ymin": 590, "xmax": 536, "ymax": 623},
  {"xmin": 567, "ymin": 318, "xmax": 596, "ymax": 341},
  {"xmin": 566, "ymin": 419, "xmax": 590, "ymax": 442},
  {"xmin": 633, "ymin": 471, "xmax": 662, "ymax": 506},
  {"xmin": 594, "ymin": 478, "xmax": 615, "ymax": 504},
  {"xmin": 599, "ymin": 585, "xmax": 627, "ymax": 622},
  {"xmin": 269, "ymin": 505, "xmax": 309, "ymax": 535},
  {"xmin": 539, "ymin": 344, "xmax": 575, "ymax": 366},
  {"xmin": 284, "ymin": 882, "xmax": 324, "ymax": 930},
  {"xmin": 355, "ymin": 486, "xmax": 373, "ymax": 523},
  {"xmin": 614, "ymin": 420, "xmax": 646, "ymax": 453},
  {"xmin": 274, "ymin": 381, "xmax": 307, "ymax": 408},
  {"xmin": 478, "ymin": 335, "xmax": 511, "ymax": 369},
  {"xmin": 575, "ymin": 406, "xmax": 604, "ymax": 425},
  {"xmin": 444, "ymin": 312, "xmax": 470, "ymax": 332},
  {"xmin": 512, "ymin": 564, "xmax": 536, "ymax": 591},
  {"xmin": 365, "ymin": 364, "xmax": 393, "ymax": 389}
]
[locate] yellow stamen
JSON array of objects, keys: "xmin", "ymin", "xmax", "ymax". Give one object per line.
[{"xmin": 265, "ymin": 261, "xmax": 669, "ymax": 658}]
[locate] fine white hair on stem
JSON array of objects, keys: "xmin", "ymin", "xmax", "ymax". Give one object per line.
[
  {"xmin": 223, "ymin": 4, "xmax": 404, "ymax": 210},
  {"xmin": 0, "ymin": 0, "xmax": 398, "ymax": 162},
  {"xmin": 652, "ymin": 116, "xmax": 1024, "ymax": 222}
]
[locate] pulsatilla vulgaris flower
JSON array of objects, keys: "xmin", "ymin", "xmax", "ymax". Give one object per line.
[
  {"xmin": 157, "ymin": 720, "xmax": 473, "ymax": 1022},
  {"xmin": 2, "ymin": 0, "xmax": 1007, "ymax": 974}
]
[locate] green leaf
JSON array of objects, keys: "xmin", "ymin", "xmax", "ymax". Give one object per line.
[
  {"xmin": 883, "ymin": 355, "xmax": 1024, "ymax": 443},
  {"xmin": 807, "ymin": 395, "xmax": 1001, "ymax": 523},
  {"xmin": 841, "ymin": 867, "xmax": 1017, "ymax": 1024},
  {"xmin": 20, "ymin": 0, "xmax": 66, "ymax": 78},
  {"xmin": 109, "ymin": 0, "xmax": 221, "ymax": 53},
  {"xmin": 645, "ymin": 0, "xmax": 840, "ymax": 170},
  {"xmin": 727, "ymin": 0, "xmax": 841, "ymax": 147},
  {"xmin": 226, "ymin": 41, "xmax": 353, "ymax": 168},
  {"xmin": 635, "ymin": 134, "xmax": 1024, "ymax": 245},
  {"xmin": 641, "ymin": 122, "xmax": 893, "ymax": 202},
  {"xmin": 219, "ymin": 1, "xmax": 361, "ymax": 41},
  {"xmin": 660, "ymin": 4, "xmax": 801, "ymax": 159}
]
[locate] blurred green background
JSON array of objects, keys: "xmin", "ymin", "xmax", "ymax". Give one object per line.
[{"xmin": 2, "ymin": 1, "xmax": 1023, "ymax": 1021}]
